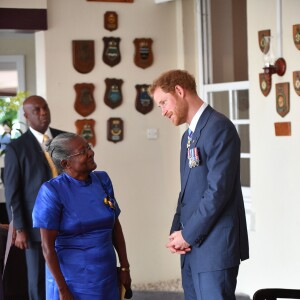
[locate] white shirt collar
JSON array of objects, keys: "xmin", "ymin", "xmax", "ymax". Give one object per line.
[
  {"xmin": 29, "ymin": 127, "xmax": 52, "ymax": 145},
  {"xmin": 189, "ymin": 102, "xmax": 208, "ymax": 133}
]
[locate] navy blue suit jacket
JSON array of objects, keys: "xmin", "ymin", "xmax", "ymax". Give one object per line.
[
  {"xmin": 171, "ymin": 105, "xmax": 249, "ymax": 272},
  {"xmin": 4, "ymin": 128, "xmax": 65, "ymax": 242}
]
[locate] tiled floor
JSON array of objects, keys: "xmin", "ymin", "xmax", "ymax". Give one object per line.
[{"xmin": 131, "ymin": 291, "xmax": 251, "ymax": 300}]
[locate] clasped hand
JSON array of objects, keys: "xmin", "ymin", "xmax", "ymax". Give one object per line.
[{"xmin": 166, "ymin": 230, "xmax": 191, "ymax": 254}]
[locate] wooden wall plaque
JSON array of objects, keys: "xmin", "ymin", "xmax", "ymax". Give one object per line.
[
  {"xmin": 135, "ymin": 84, "xmax": 153, "ymax": 114},
  {"xmin": 293, "ymin": 71, "xmax": 300, "ymax": 96},
  {"xmin": 74, "ymin": 83, "xmax": 96, "ymax": 117},
  {"xmin": 72, "ymin": 40, "xmax": 95, "ymax": 74},
  {"xmin": 274, "ymin": 122, "xmax": 291, "ymax": 136},
  {"xmin": 293, "ymin": 24, "xmax": 300, "ymax": 50},
  {"xmin": 133, "ymin": 38, "xmax": 153, "ymax": 69},
  {"xmin": 107, "ymin": 118, "xmax": 123, "ymax": 143},
  {"xmin": 276, "ymin": 82, "xmax": 289, "ymax": 118},
  {"xmin": 258, "ymin": 29, "xmax": 271, "ymax": 53},
  {"xmin": 104, "ymin": 78, "xmax": 123, "ymax": 109},
  {"xmin": 259, "ymin": 73, "xmax": 271, "ymax": 96},
  {"xmin": 75, "ymin": 119, "xmax": 96, "ymax": 146},
  {"xmin": 104, "ymin": 11, "xmax": 118, "ymax": 31},
  {"xmin": 103, "ymin": 37, "xmax": 121, "ymax": 67}
]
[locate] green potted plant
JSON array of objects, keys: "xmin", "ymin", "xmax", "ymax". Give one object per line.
[
  {"xmin": 0, "ymin": 91, "xmax": 27, "ymax": 157},
  {"xmin": 0, "ymin": 92, "xmax": 27, "ymax": 184}
]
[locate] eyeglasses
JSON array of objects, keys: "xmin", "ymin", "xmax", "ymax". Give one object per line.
[{"xmin": 67, "ymin": 143, "xmax": 93, "ymax": 159}]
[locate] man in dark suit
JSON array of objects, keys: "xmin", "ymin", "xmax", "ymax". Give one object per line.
[
  {"xmin": 4, "ymin": 95, "xmax": 65, "ymax": 300},
  {"xmin": 149, "ymin": 70, "xmax": 249, "ymax": 300}
]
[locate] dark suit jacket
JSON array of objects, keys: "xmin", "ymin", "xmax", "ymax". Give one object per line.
[
  {"xmin": 4, "ymin": 128, "xmax": 65, "ymax": 242},
  {"xmin": 171, "ymin": 105, "xmax": 249, "ymax": 273}
]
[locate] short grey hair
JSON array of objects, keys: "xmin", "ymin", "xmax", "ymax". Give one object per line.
[{"xmin": 44, "ymin": 132, "xmax": 78, "ymax": 174}]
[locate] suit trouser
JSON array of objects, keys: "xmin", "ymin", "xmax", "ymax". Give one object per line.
[
  {"xmin": 181, "ymin": 253, "xmax": 239, "ymax": 300},
  {"xmin": 25, "ymin": 241, "xmax": 45, "ymax": 300}
]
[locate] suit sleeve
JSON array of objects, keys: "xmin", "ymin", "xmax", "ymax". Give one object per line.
[
  {"xmin": 182, "ymin": 119, "xmax": 241, "ymax": 246},
  {"xmin": 4, "ymin": 144, "xmax": 24, "ymax": 228}
]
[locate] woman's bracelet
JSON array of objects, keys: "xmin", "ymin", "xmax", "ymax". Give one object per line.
[{"xmin": 120, "ymin": 267, "xmax": 130, "ymax": 272}]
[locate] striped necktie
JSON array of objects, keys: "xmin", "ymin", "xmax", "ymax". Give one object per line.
[{"xmin": 43, "ymin": 134, "xmax": 58, "ymax": 177}]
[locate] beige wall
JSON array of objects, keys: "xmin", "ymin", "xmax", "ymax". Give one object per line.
[{"xmin": 236, "ymin": 0, "xmax": 300, "ymax": 296}]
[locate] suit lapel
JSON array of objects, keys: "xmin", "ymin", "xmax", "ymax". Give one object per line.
[{"xmin": 180, "ymin": 105, "xmax": 214, "ymax": 200}]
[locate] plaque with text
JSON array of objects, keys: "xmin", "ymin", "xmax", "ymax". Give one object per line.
[
  {"xmin": 107, "ymin": 118, "xmax": 123, "ymax": 143},
  {"xmin": 276, "ymin": 82, "xmax": 289, "ymax": 118},
  {"xmin": 72, "ymin": 40, "xmax": 95, "ymax": 73},
  {"xmin": 135, "ymin": 84, "xmax": 153, "ymax": 114},
  {"xmin": 103, "ymin": 37, "xmax": 121, "ymax": 67},
  {"xmin": 75, "ymin": 119, "xmax": 96, "ymax": 146},
  {"xmin": 104, "ymin": 78, "xmax": 123, "ymax": 109},
  {"xmin": 74, "ymin": 83, "xmax": 96, "ymax": 117},
  {"xmin": 133, "ymin": 38, "xmax": 153, "ymax": 69}
]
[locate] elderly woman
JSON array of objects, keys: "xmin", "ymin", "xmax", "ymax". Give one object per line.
[{"xmin": 32, "ymin": 133, "xmax": 131, "ymax": 300}]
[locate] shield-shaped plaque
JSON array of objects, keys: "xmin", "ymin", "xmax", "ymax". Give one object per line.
[
  {"xmin": 104, "ymin": 78, "xmax": 123, "ymax": 109},
  {"xmin": 107, "ymin": 118, "xmax": 123, "ymax": 143},
  {"xmin": 275, "ymin": 82, "xmax": 290, "ymax": 118},
  {"xmin": 293, "ymin": 71, "xmax": 300, "ymax": 96},
  {"xmin": 293, "ymin": 24, "xmax": 300, "ymax": 50},
  {"xmin": 104, "ymin": 11, "xmax": 118, "ymax": 31},
  {"xmin": 75, "ymin": 119, "xmax": 96, "ymax": 146},
  {"xmin": 133, "ymin": 38, "xmax": 153, "ymax": 69},
  {"xmin": 74, "ymin": 83, "xmax": 96, "ymax": 117},
  {"xmin": 135, "ymin": 84, "xmax": 153, "ymax": 114},
  {"xmin": 259, "ymin": 73, "xmax": 271, "ymax": 97},
  {"xmin": 72, "ymin": 40, "xmax": 95, "ymax": 74},
  {"xmin": 258, "ymin": 30, "xmax": 271, "ymax": 53},
  {"xmin": 103, "ymin": 37, "xmax": 121, "ymax": 67}
]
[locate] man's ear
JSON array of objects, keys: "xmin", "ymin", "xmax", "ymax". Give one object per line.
[{"xmin": 174, "ymin": 85, "xmax": 184, "ymax": 97}]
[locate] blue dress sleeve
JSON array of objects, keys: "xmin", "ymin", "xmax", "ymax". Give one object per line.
[{"xmin": 32, "ymin": 182, "xmax": 62, "ymax": 230}]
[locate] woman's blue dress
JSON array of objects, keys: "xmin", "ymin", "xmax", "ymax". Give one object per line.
[{"xmin": 32, "ymin": 171, "xmax": 120, "ymax": 300}]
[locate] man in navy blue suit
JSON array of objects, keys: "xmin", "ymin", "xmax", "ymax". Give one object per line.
[
  {"xmin": 4, "ymin": 95, "xmax": 65, "ymax": 300},
  {"xmin": 149, "ymin": 70, "xmax": 249, "ymax": 300}
]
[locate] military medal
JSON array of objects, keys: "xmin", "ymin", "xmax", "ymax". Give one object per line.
[{"xmin": 188, "ymin": 147, "xmax": 200, "ymax": 168}]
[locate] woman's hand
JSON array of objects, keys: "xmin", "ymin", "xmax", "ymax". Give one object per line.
[
  {"xmin": 119, "ymin": 268, "xmax": 132, "ymax": 290},
  {"xmin": 59, "ymin": 286, "xmax": 74, "ymax": 300}
]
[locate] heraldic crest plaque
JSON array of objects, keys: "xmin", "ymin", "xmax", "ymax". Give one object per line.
[
  {"xmin": 275, "ymin": 82, "xmax": 290, "ymax": 118},
  {"xmin": 74, "ymin": 83, "xmax": 96, "ymax": 117},
  {"xmin": 258, "ymin": 30, "xmax": 271, "ymax": 53},
  {"xmin": 293, "ymin": 24, "xmax": 300, "ymax": 50},
  {"xmin": 259, "ymin": 73, "xmax": 271, "ymax": 96},
  {"xmin": 103, "ymin": 37, "xmax": 121, "ymax": 67},
  {"xmin": 135, "ymin": 84, "xmax": 153, "ymax": 114},
  {"xmin": 104, "ymin": 11, "xmax": 118, "ymax": 31},
  {"xmin": 293, "ymin": 71, "xmax": 300, "ymax": 96},
  {"xmin": 107, "ymin": 118, "xmax": 123, "ymax": 143},
  {"xmin": 133, "ymin": 38, "xmax": 153, "ymax": 69},
  {"xmin": 104, "ymin": 78, "xmax": 123, "ymax": 109},
  {"xmin": 72, "ymin": 40, "xmax": 95, "ymax": 74},
  {"xmin": 75, "ymin": 119, "xmax": 96, "ymax": 146}
]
